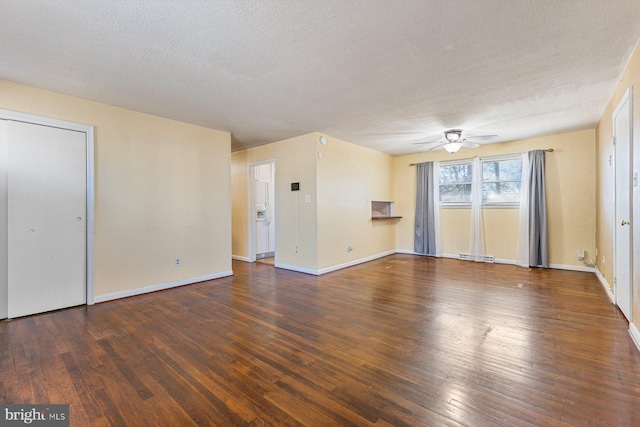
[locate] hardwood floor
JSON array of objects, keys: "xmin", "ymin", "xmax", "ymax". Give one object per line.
[{"xmin": 2, "ymin": 255, "xmax": 639, "ymax": 426}]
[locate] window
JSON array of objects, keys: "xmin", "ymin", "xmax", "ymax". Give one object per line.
[
  {"xmin": 482, "ymin": 157, "xmax": 522, "ymax": 206},
  {"xmin": 439, "ymin": 162, "xmax": 472, "ymax": 205},
  {"xmin": 439, "ymin": 156, "xmax": 522, "ymax": 207}
]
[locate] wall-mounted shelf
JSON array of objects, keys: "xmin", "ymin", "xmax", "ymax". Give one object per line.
[{"xmin": 371, "ymin": 201, "xmax": 401, "ymax": 220}]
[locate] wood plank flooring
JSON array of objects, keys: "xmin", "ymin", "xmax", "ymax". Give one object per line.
[{"xmin": 2, "ymin": 255, "xmax": 640, "ymax": 426}]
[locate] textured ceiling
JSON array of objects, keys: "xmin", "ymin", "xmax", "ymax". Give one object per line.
[{"xmin": 1, "ymin": 1, "xmax": 640, "ymax": 156}]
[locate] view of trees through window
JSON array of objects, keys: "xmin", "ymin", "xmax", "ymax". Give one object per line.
[
  {"xmin": 482, "ymin": 158, "xmax": 522, "ymax": 204},
  {"xmin": 439, "ymin": 157, "xmax": 522, "ymax": 206},
  {"xmin": 439, "ymin": 164, "xmax": 472, "ymax": 204}
]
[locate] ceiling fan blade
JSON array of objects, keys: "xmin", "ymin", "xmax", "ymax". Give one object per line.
[
  {"xmin": 426, "ymin": 143, "xmax": 444, "ymax": 151},
  {"xmin": 465, "ymin": 134, "xmax": 498, "ymax": 142},
  {"xmin": 411, "ymin": 134, "xmax": 443, "ymax": 144},
  {"xmin": 461, "ymin": 141, "xmax": 480, "ymax": 149},
  {"xmin": 412, "ymin": 136, "xmax": 444, "ymax": 145},
  {"xmin": 412, "ymin": 139, "xmax": 443, "ymax": 145}
]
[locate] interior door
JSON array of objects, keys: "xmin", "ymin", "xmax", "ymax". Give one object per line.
[
  {"xmin": 4, "ymin": 120, "xmax": 87, "ymax": 318},
  {"xmin": 614, "ymin": 88, "xmax": 633, "ymax": 321}
]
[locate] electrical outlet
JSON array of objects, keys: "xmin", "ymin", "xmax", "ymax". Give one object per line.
[
  {"xmin": 602, "ymin": 256, "xmax": 605, "ymax": 266},
  {"xmin": 577, "ymin": 249, "xmax": 585, "ymax": 260},
  {"xmin": 175, "ymin": 258, "xmax": 180, "ymax": 266}
]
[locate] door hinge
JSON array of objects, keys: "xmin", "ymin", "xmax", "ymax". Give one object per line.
[{"xmin": 613, "ymin": 136, "xmax": 616, "ymax": 145}]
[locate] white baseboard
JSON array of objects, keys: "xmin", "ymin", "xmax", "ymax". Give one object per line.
[
  {"xmin": 494, "ymin": 258, "xmax": 516, "ymax": 265},
  {"xmin": 274, "ymin": 263, "xmax": 318, "ymax": 275},
  {"xmin": 548, "ymin": 263, "xmax": 595, "ymax": 273},
  {"xmin": 594, "ymin": 265, "xmax": 615, "ymax": 304},
  {"xmin": 395, "ymin": 249, "xmax": 443, "ymax": 257},
  {"xmin": 317, "ymin": 250, "xmax": 396, "ymax": 275},
  {"xmin": 395, "ymin": 249, "xmax": 420, "ymax": 255},
  {"xmin": 94, "ymin": 270, "xmax": 233, "ymax": 303},
  {"xmin": 424, "ymin": 252, "xmax": 596, "ymax": 273},
  {"xmin": 629, "ymin": 323, "xmax": 640, "ymax": 354},
  {"xmin": 275, "ymin": 250, "xmax": 397, "ymax": 276},
  {"xmin": 232, "ymin": 255, "xmax": 250, "ymax": 262},
  {"xmin": 442, "ymin": 253, "xmax": 516, "ymax": 265}
]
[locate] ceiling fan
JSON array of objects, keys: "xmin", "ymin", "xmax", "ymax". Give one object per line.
[{"xmin": 413, "ymin": 129, "xmax": 498, "ymax": 153}]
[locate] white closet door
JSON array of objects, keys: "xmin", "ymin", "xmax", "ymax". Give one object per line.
[
  {"xmin": 6, "ymin": 120, "xmax": 86, "ymax": 318},
  {"xmin": 613, "ymin": 90, "xmax": 633, "ymax": 322}
]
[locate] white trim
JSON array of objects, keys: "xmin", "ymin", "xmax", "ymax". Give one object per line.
[
  {"xmin": 274, "ymin": 263, "xmax": 318, "ymax": 275},
  {"xmin": 629, "ymin": 323, "xmax": 640, "ymax": 353},
  {"xmin": 440, "ymin": 158, "xmax": 473, "ymax": 167},
  {"xmin": 232, "ymin": 255, "xmax": 251, "ymax": 262},
  {"xmin": 317, "ymin": 250, "xmax": 396, "ymax": 275},
  {"xmin": 94, "ymin": 270, "xmax": 233, "ymax": 303},
  {"xmin": 548, "ymin": 263, "xmax": 595, "ymax": 273},
  {"xmin": 0, "ymin": 109, "xmax": 95, "ymax": 307},
  {"xmin": 482, "ymin": 203, "xmax": 520, "ymax": 209},
  {"xmin": 594, "ymin": 265, "xmax": 615, "ymax": 304},
  {"xmin": 494, "ymin": 258, "xmax": 516, "ymax": 265},
  {"xmin": 275, "ymin": 250, "xmax": 397, "ymax": 276},
  {"xmin": 438, "ymin": 252, "xmax": 596, "ymax": 272},
  {"xmin": 85, "ymin": 126, "xmax": 95, "ymax": 305},
  {"xmin": 440, "ymin": 204, "xmax": 472, "ymax": 209},
  {"xmin": 442, "ymin": 252, "xmax": 460, "ymax": 259},
  {"xmin": 480, "ymin": 153, "xmax": 522, "ymax": 162},
  {"xmin": 395, "ymin": 249, "xmax": 423, "ymax": 255}
]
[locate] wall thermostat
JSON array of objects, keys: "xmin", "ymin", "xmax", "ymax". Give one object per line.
[{"xmin": 291, "ymin": 182, "xmax": 300, "ymax": 191}]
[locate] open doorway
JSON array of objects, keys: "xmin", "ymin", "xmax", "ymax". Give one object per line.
[{"xmin": 249, "ymin": 160, "xmax": 276, "ymax": 265}]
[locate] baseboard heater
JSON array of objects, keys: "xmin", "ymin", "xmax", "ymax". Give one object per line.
[{"xmin": 459, "ymin": 253, "xmax": 495, "ymax": 263}]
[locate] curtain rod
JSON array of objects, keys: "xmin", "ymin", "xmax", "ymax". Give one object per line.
[{"xmin": 409, "ymin": 148, "xmax": 554, "ymax": 166}]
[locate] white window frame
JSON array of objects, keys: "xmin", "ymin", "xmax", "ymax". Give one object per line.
[
  {"xmin": 480, "ymin": 154, "xmax": 522, "ymax": 209},
  {"xmin": 439, "ymin": 155, "xmax": 523, "ymax": 209},
  {"xmin": 439, "ymin": 159, "xmax": 473, "ymax": 208}
]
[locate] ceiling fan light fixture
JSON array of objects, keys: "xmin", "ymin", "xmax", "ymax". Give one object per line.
[
  {"xmin": 444, "ymin": 129, "xmax": 462, "ymax": 142},
  {"xmin": 443, "ymin": 142, "xmax": 462, "ymax": 153}
]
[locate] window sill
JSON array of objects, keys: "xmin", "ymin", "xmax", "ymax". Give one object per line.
[{"xmin": 440, "ymin": 205, "xmax": 519, "ymax": 209}]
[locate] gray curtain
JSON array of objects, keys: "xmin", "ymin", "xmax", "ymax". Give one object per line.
[
  {"xmin": 528, "ymin": 150, "xmax": 548, "ymax": 267},
  {"xmin": 414, "ymin": 162, "xmax": 436, "ymax": 255}
]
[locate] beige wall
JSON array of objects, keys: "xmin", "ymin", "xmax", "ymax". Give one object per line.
[
  {"xmin": 231, "ymin": 134, "xmax": 318, "ymax": 271},
  {"xmin": 0, "ymin": 79, "xmax": 232, "ymax": 298},
  {"xmin": 316, "ymin": 135, "xmax": 396, "ymax": 270},
  {"xmin": 232, "ymin": 132, "xmax": 397, "ymax": 273},
  {"xmin": 395, "ymin": 130, "xmax": 596, "ymax": 268},
  {"xmin": 596, "ymin": 41, "xmax": 640, "ymax": 319}
]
